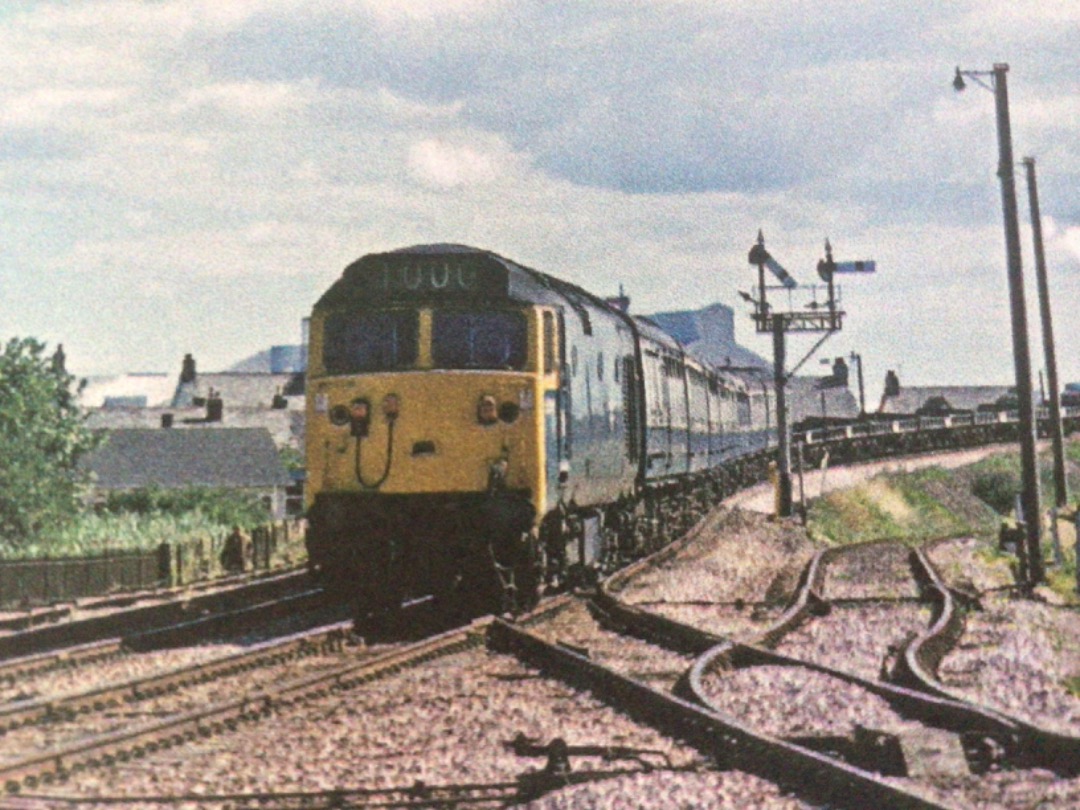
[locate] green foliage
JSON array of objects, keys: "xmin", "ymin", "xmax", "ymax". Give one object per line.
[
  {"xmin": 99, "ymin": 486, "xmax": 268, "ymax": 528},
  {"xmin": 277, "ymin": 445, "xmax": 305, "ymax": 473},
  {"xmin": 0, "ymin": 337, "xmax": 100, "ymax": 542},
  {"xmin": 971, "ymin": 470, "xmax": 1021, "ymax": 515},
  {"xmin": 1066, "ymin": 675, "xmax": 1080, "ymax": 699},
  {"xmin": 806, "ymin": 466, "xmax": 999, "ymax": 547},
  {"xmin": 0, "ymin": 487, "xmax": 272, "ymax": 559}
]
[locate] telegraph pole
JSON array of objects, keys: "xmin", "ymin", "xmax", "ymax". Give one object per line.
[
  {"xmin": 1023, "ymin": 156, "xmax": 1067, "ymax": 509},
  {"xmin": 954, "ymin": 64, "xmax": 1043, "ymax": 586}
]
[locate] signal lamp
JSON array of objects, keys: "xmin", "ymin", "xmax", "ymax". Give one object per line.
[{"xmin": 477, "ymin": 395, "xmax": 498, "ymax": 425}]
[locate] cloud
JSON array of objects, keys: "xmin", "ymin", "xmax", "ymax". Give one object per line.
[{"xmin": 406, "ymin": 138, "xmax": 508, "ymax": 188}]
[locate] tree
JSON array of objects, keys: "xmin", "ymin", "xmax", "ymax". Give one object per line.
[{"xmin": 0, "ymin": 338, "xmax": 99, "ymax": 542}]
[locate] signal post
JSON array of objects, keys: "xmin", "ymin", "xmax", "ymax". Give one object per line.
[{"xmin": 746, "ymin": 232, "xmax": 869, "ymax": 517}]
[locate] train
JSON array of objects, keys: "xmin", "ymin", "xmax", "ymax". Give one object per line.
[
  {"xmin": 303, "ymin": 244, "xmax": 780, "ymax": 617},
  {"xmin": 303, "ymin": 243, "xmax": 1080, "ymax": 619}
]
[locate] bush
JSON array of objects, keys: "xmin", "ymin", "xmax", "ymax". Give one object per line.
[
  {"xmin": 971, "ymin": 470, "xmax": 1021, "ymax": 516},
  {"xmin": 99, "ymin": 487, "xmax": 268, "ymax": 528}
]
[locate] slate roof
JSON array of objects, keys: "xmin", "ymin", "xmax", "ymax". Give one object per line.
[
  {"xmin": 171, "ymin": 372, "xmax": 303, "ymax": 409},
  {"xmin": 83, "ymin": 408, "xmax": 304, "ymax": 450},
  {"xmin": 878, "ymin": 386, "xmax": 1015, "ymax": 415},
  {"xmin": 82, "ymin": 428, "xmax": 291, "ymax": 490}
]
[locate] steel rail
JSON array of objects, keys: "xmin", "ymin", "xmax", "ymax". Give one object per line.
[
  {"xmin": 487, "ymin": 618, "xmax": 950, "ymax": 810},
  {"xmin": 898, "ymin": 549, "xmax": 1080, "ymax": 774},
  {"xmin": 0, "ymin": 620, "xmax": 352, "ymax": 735},
  {"xmin": 0, "ymin": 570, "xmax": 312, "ymax": 660},
  {"xmin": 0, "ymin": 595, "xmax": 574, "ymax": 794}
]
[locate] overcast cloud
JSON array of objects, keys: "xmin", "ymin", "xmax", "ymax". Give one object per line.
[{"xmin": 1, "ymin": 0, "xmax": 1078, "ymax": 398}]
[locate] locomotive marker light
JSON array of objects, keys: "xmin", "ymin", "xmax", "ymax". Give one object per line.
[
  {"xmin": 350, "ymin": 398, "xmax": 372, "ymax": 438},
  {"xmin": 953, "ymin": 63, "xmax": 1043, "ymax": 587},
  {"xmin": 478, "ymin": 394, "xmax": 499, "ymax": 425},
  {"xmin": 382, "ymin": 393, "xmax": 401, "ymax": 421}
]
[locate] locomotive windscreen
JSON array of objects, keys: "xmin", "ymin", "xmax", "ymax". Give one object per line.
[
  {"xmin": 432, "ymin": 310, "xmax": 527, "ymax": 370},
  {"xmin": 320, "ymin": 251, "xmax": 511, "ymax": 307},
  {"xmin": 323, "ymin": 309, "xmax": 419, "ymax": 373}
]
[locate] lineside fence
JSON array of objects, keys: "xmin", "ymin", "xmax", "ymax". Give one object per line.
[{"xmin": 0, "ymin": 519, "xmax": 307, "ymax": 609}]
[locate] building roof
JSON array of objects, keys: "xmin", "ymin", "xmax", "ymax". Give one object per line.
[
  {"xmin": 172, "ymin": 372, "xmax": 303, "ymax": 409},
  {"xmin": 878, "ymin": 386, "xmax": 1014, "ymax": 415},
  {"xmin": 83, "ymin": 407, "xmax": 304, "ymax": 449},
  {"xmin": 81, "ymin": 428, "xmax": 291, "ymax": 490},
  {"xmin": 79, "ymin": 373, "xmax": 176, "ymax": 409}
]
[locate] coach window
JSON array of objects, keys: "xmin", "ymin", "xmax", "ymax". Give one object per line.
[
  {"xmin": 543, "ymin": 311, "xmax": 556, "ymax": 374},
  {"xmin": 432, "ymin": 310, "xmax": 527, "ymax": 370},
  {"xmin": 597, "ymin": 351, "xmax": 604, "ymax": 381},
  {"xmin": 323, "ymin": 310, "xmax": 418, "ymax": 373}
]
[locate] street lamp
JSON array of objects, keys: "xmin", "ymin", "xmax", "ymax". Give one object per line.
[{"xmin": 953, "ymin": 63, "xmax": 1043, "ymax": 587}]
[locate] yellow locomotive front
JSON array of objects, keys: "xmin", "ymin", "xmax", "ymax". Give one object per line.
[{"xmin": 305, "ymin": 247, "xmax": 551, "ymax": 617}]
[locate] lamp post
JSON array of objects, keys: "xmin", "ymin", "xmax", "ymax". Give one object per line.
[{"xmin": 953, "ymin": 64, "xmax": 1043, "ymax": 586}]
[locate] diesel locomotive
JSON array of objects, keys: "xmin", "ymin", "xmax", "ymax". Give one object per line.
[{"xmin": 304, "ymin": 244, "xmax": 777, "ymax": 616}]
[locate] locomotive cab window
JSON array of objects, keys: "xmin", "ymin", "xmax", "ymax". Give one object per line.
[
  {"xmin": 432, "ymin": 310, "xmax": 527, "ymax": 370},
  {"xmin": 323, "ymin": 309, "xmax": 418, "ymax": 373}
]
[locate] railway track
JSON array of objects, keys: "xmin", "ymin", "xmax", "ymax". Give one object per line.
[
  {"xmin": 0, "ymin": 568, "xmax": 313, "ymax": 661},
  {"xmin": 1, "ymin": 457, "xmax": 1075, "ymax": 806}
]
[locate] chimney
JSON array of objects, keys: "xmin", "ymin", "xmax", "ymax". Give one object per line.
[
  {"xmin": 206, "ymin": 388, "xmax": 223, "ymax": 422},
  {"xmin": 884, "ymin": 370, "xmax": 900, "ymax": 398},
  {"xmin": 180, "ymin": 353, "xmax": 197, "ymax": 384},
  {"xmin": 604, "ymin": 284, "xmax": 631, "ymax": 313}
]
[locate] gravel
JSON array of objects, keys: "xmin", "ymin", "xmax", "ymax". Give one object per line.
[
  {"xmin": 617, "ymin": 508, "xmax": 816, "ymax": 607},
  {"xmin": 59, "ymin": 646, "xmax": 723, "ymax": 804},
  {"xmin": 699, "ymin": 664, "xmax": 912, "ymax": 737},
  {"xmin": 520, "ymin": 769, "xmax": 809, "ymax": 809},
  {"xmin": 0, "ymin": 642, "xmax": 359, "ymax": 762},
  {"xmin": 940, "ymin": 592, "xmax": 1080, "ymax": 735},
  {"xmin": 530, "ymin": 602, "xmax": 694, "ymax": 687},
  {"xmin": 645, "ymin": 603, "xmax": 782, "ymax": 641},
  {"xmin": 773, "ymin": 603, "xmax": 931, "ymax": 681},
  {"xmin": 820, "ymin": 543, "xmax": 921, "ymax": 601}
]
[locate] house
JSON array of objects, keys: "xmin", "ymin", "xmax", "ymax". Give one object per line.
[
  {"xmin": 877, "ymin": 374, "xmax": 1016, "ymax": 415},
  {"xmin": 81, "ymin": 428, "xmax": 292, "ymax": 519}
]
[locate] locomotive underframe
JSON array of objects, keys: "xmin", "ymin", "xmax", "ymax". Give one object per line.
[{"xmin": 307, "ymin": 489, "xmax": 538, "ymax": 617}]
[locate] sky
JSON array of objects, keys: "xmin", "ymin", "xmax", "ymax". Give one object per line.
[{"xmin": 1, "ymin": 1, "xmax": 1078, "ymax": 402}]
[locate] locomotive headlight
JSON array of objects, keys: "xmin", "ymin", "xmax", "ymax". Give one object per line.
[
  {"xmin": 329, "ymin": 404, "xmax": 351, "ymax": 426},
  {"xmin": 477, "ymin": 394, "xmax": 498, "ymax": 425},
  {"xmin": 382, "ymin": 394, "xmax": 400, "ymax": 420}
]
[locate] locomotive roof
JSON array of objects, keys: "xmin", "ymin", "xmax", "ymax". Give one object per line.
[
  {"xmin": 317, "ymin": 244, "xmax": 739, "ymax": 386},
  {"xmin": 316, "ymin": 243, "xmax": 620, "ymax": 318}
]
